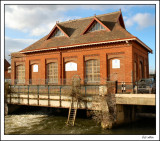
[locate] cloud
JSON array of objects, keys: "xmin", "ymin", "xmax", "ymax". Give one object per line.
[
  {"xmin": 5, "ymin": 37, "xmax": 37, "ymax": 62},
  {"xmin": 125, "ymin": 13, "xmax": 155, "ymax": 29},
  {"xmin": 29, "ymin": 16, "xmax": 81, "ymax": 36},
  {"xmin": 5, "ymin": 5, "xmax": 154, "ymax": 37},
  {"xmin": 5, "ymin": 5, "xmax": 81, "ymax": 37}
]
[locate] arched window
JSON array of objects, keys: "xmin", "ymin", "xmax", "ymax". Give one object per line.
[
  {"xmin": 134, "ymin": 62, "xmax": 137, "ymax": 81},
  {"xmin": 85, "ymin": 59, "xmax": 100, "ymax": 83},
  {"xmin": 144, "ymin": 59, "xmax": 147, "ymax": 78},
  {"xmin": 16, "ymin": 65, "xmax": 25, "ymax": 83},
  {"xmin": 47, "ymin": 62, "xmax": 58, "ymax": 84},
  {"xmin": 139, "ymin": 61, "xmax": 143, "ymax": 79}
]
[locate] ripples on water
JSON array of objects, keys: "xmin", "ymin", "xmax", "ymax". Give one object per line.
[
  {"xmin": 5, "ymin": 110, "xmax": 156, "ymax": 135},
  {"xmin": 5, "ymin": 114, "xmax": 101, "ymax": 135}
]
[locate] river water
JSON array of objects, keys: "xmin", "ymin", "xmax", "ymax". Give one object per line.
[{"xmin": 5, "ymin": 107, "xmax": 156, "ymax": 135}]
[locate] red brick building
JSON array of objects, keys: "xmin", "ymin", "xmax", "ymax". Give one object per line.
[{"xmin": 11, "ymin": 10, "xmax": 152, "ymax": 86}]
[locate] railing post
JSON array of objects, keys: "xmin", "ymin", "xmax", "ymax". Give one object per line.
[
  {"xmin": 18, "ymin": 86, "xmax": 20, "ymax": 104},
  {"xmin": 85, "ymin": 86, "xmax": 86, "ymax": 96},
  {"xmin": 137, "ymin": 81, "xmax": 138, "ymax": 94},
  {"xmin": 123, "ymin": 82, "xmax": 125, "ymax": 93},
  {"xmin": 48, "ymin": 85, "xmax": 50, "ymax": 106},
  {"xmin": 115, "ymin": 81, "xmax": 117, "ymax": 94},
  {"xmin": 37, "ymin": 85, "xmax": 39, "ymax": 106},
  {"xmin": 121, "ymin": 82, "xmax": 124, "ymax": 93},
  {"xmin": 28, "ymin": 85, "xmax": 29, "ymax": 105},
  {"xmin": 10, "ymin": 86, "xmax": 12, "ymax": 104},
  {"xmin": 60, "ymin": 86, "xmax": 62, "ymax": 107}
]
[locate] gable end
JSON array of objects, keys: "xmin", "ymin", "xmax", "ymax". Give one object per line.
[
  {"xmin": 47, "ymin": 24, "xmax": 69, "ymax": 39},
  {"xmin": 82, "ymin": 16, "xmax": 111, "ymax": 35}
]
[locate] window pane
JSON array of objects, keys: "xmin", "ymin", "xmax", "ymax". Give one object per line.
[
  {"xmin": 88, "ymin": 22, "xmax": 105, "ymax": 32},
  {"xmin": 85, "ymin": 59, "xmax": 100, "ymax": 83},
  {"xmin": 47, "ymin": 62, "xmax": 58, "ymax": 83},
  {"xmin": 16, "ymin": 65, "xmax": 25, "ymax": 83},
  {"xmin": 53, "ymin": 29, "xmax": 64, "ymax": 37}
]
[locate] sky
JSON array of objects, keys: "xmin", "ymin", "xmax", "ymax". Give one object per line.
[{"xmin": 5, "ymin": 4, "xmax": 156, "ymax": 74}]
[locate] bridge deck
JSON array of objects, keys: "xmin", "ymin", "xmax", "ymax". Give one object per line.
[
  {"xmin": 7, "ymin": 92, "xmax": 155, "ymax": 110},
  {"xmin": 116, "ymin": 94, "xmax": 155, "ymax": 106}
]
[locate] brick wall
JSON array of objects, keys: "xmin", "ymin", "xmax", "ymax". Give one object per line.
[
  {"xmin": 11, "ymin": 41, "xmax": 149, "ymax": 85},
  {"xmin": 132, "ymin": 41, "xmax": 149, "ymax": 82}
]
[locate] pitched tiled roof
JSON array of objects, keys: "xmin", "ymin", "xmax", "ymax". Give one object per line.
[{"xmin": 12, "ymin": 10, "xmax": 151, "ymax": 55}]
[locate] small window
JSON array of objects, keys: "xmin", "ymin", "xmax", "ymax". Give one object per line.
[
  {"xmin": 33, "ymin": 64, "xmax": 38, "ymax": 72},
  {"xmin": 88, "ymin": 21, "xmax": 105, "ymax": 33},
  {"xmin": 52, "ymin": 28, "xmax": 64, "ymax": 37},
  {"xmin": 112, "ymin": 59, "xmax": 120, "ymax": 69},
  {"xmin": 65, "ymin": 62, "xmax": 77, "ymax": 71}
]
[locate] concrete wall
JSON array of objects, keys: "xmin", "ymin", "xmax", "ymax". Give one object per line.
[{"xmin": 116, "ymin": 104, "xmax": 137, "ymax": 125}]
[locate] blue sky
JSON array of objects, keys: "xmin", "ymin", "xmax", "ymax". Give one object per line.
[{"xmin": 5, "ymin": 5, "xmax": 156, "ymax": 73}]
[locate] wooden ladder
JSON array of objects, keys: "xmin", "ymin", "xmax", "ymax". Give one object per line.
[{"xmin": 66, "ymin": 98, "xmax": 78, "ymax": 126}]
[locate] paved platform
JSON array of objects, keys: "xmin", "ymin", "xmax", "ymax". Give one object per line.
[{"xmin": 115, "ymin": 94, "xmax": 155, "ymax": 106}]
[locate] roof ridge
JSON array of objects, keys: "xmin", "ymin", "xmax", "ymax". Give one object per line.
[{"xmin": 59, "ymin": 11, "xmax": 120, "ymax": 24}]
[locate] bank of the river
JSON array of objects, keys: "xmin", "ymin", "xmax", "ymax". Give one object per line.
[{"xmin": 4, "ymin": 106, "xmax": 156, "ymax": 135}]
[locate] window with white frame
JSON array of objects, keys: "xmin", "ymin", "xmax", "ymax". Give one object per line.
[
  {"xmin": 47, "ymin": 62, "xmax": 58, "ymax": 83},
  {"xmin": 85, "ymin": 59, "xmax": 100, "ymax": 83}
]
